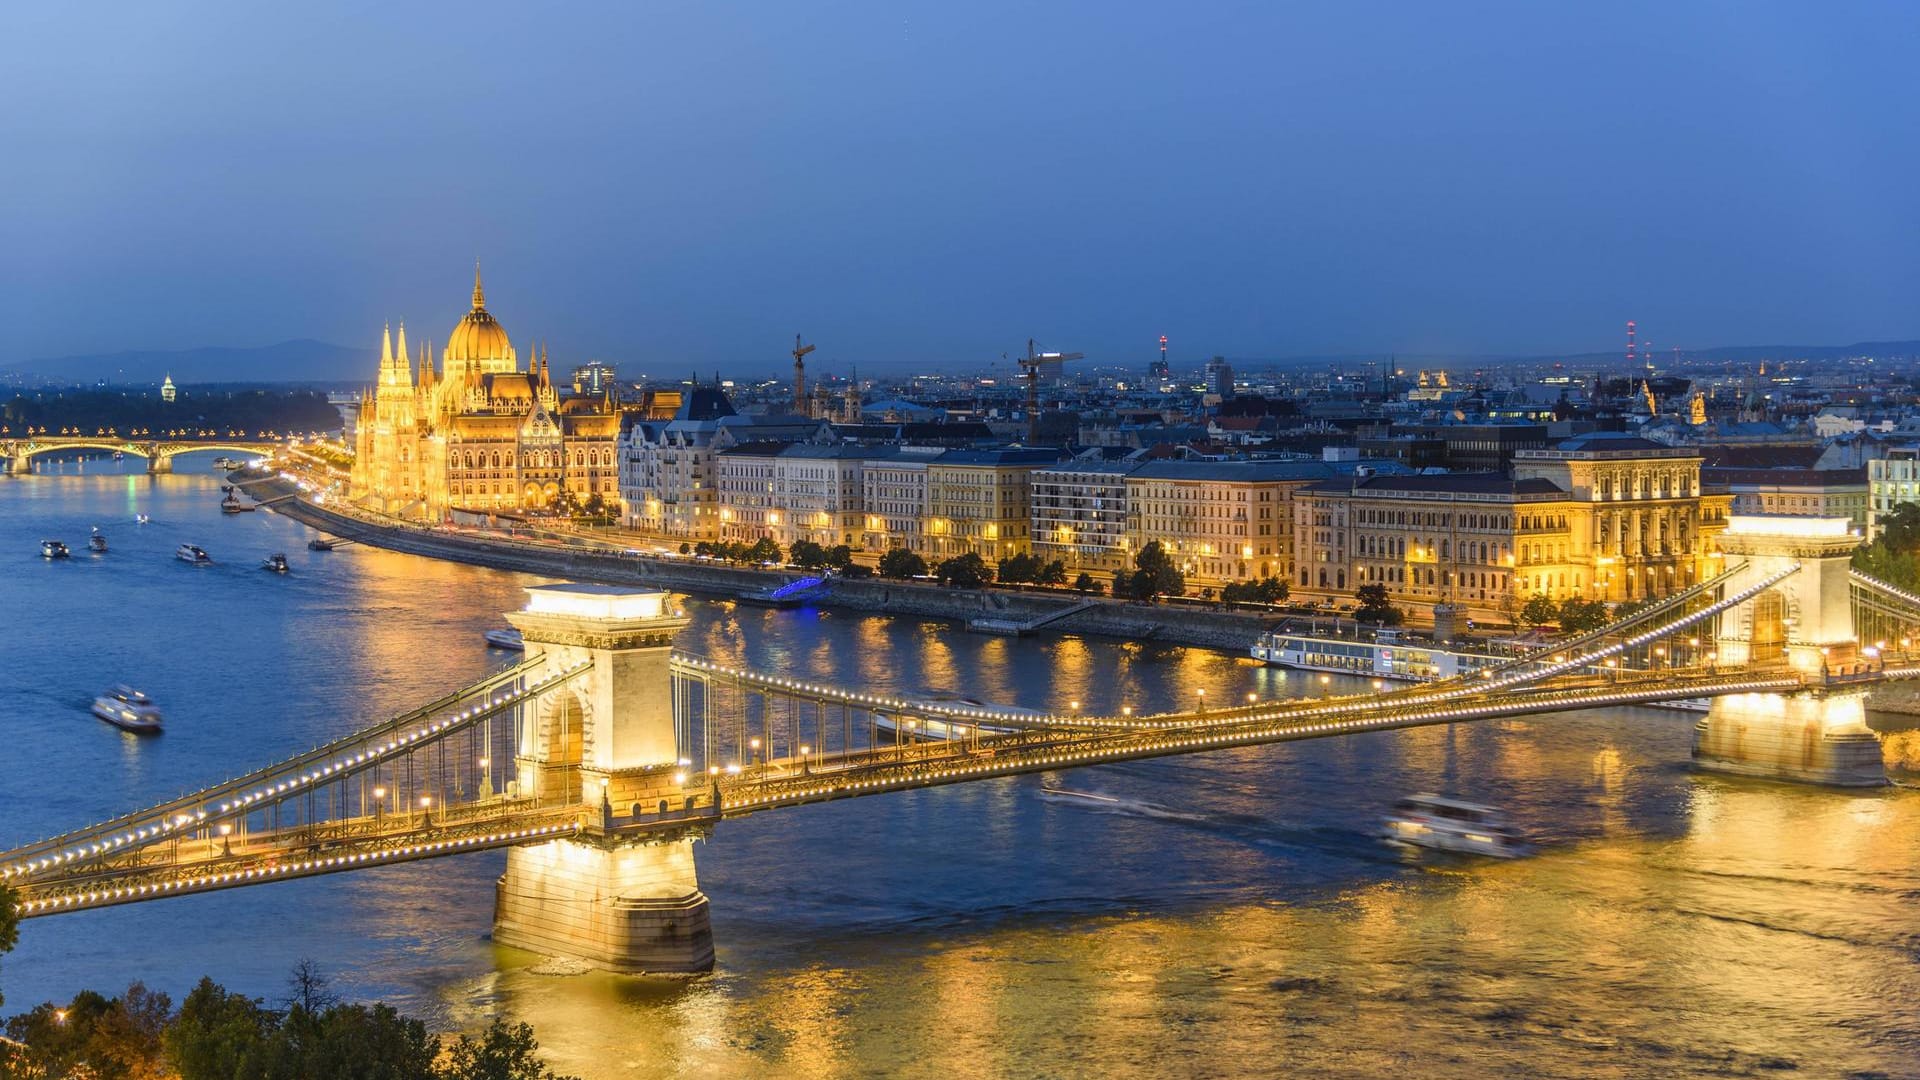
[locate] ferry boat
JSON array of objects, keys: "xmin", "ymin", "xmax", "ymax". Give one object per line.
[
  {"xmin": 1250, "ymin": 627, "xmax": 1706, "ymax": 712},
  {"xmin": 40, "ymin": 539, "xmax": 71, "ymax": 559},
  {"xmin": 219, "ymin": 492, "xmax": 253, "ymax": 514},
  {"xmin": 1383, "ymin": 793, "xmax": 1528, "ymax": 858},
  {"xmin": 88, "ymin": 528, "xmax": 108, "ymax": 553},
  {"xmin": 484, "ymin": 628, "xmax": 525, "ymax": 651},
  {"xmin": 873, "ymin": 693, "xmax": 1038, "ymax": 741},
  {"xmin": 91, "ymin": 685, "xmax": 164, "ymax": 734},
  {"xmin": 135, "ymin": 514, "xmax": 151, "ymax": 525},
  {"xmin": 1252, "ymin": 627, "xmax": 1510, "ymax": 681},
  {"xmin": 308, "ymin": 538, "xmax": 337, "ymax": 551},
  {"xmin": 212, "ymin": 456, "xmax": 233, "ymax": 469},
  {"xmin": 261, "ymin": 552, "xmax": 290, "ymax": 573},
  {"xmin": 176, "ymin": 544, "xmax": 212, "ymax": 564}
]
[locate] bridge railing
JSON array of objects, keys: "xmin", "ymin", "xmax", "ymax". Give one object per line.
[{"xmin": 0, "ymin": 656, "xmax": 585, "ymax": 883}]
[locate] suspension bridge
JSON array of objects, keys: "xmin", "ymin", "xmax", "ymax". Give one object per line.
[{"xmin": 5, "ymin": 515, "xmax": 1919, "ymax": 972}]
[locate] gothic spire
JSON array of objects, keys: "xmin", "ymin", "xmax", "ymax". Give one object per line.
[{"xmin": 472, "ymin": 260, "xmax": 486, "ymax": 310}]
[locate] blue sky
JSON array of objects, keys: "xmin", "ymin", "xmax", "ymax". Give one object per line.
[{"xmin": 2, "ymin": 1, "xmax": 1916, "ymax": 375}]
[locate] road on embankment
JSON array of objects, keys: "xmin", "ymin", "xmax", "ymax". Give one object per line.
[{"xmin": 236, "ymin": 473, "xmax": 1275, "ymax": 652}]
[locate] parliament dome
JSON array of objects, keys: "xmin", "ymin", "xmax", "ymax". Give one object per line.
[{"xmin": 444, "ymin": 266, "xmax": 516, "ymax": 368}]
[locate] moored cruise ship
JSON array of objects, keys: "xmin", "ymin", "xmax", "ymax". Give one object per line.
[
  {"xmin": 1251, "ymin": 627, "xmax": 1706, "ymax": 711},
  {"xmin": 1252, "ymin": 627, "xmax": 1512, "ymax": 682}
]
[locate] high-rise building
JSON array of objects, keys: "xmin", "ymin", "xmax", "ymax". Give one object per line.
[
  {"xmin": 571, "ymin": 361, "xmax": 619, "ymax": 397},
  {"xmin": 1203, "ymin": 357, "xmax": 1235, "ymax": 400}
]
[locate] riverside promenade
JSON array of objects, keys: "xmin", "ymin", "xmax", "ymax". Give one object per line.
[{"xmin": 237, "ymin": 473, "xmax": 1274, "ymax": 652}]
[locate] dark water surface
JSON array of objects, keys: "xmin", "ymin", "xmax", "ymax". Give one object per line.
[{"xmin": 3, "ymin": 461, "xmax": 1918, "ymax": 1078}]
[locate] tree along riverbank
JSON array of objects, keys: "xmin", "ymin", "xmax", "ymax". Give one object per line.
[{"xmin": 238, "ymin": 475, "xmax": 1274, "ymax": 653}]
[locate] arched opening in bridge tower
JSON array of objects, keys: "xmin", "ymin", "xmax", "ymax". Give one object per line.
[
  {"xmin": 1750, "ymin": 590, "xmax": 1787, "ymax": 665},
  {"xmin": 538, "ymin": 693, "xmax": 585, "ymax": 804}
]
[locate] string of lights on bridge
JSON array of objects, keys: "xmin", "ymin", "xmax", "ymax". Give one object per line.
[
  {"xmin": 16, "ymin": 823, "xmax": 578, "ymax": 916},
  {"xmin": 1, "ymin": 659, "xmax": 592, "ymax": 882}
]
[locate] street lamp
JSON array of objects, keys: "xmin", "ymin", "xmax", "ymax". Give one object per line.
[
  {"xmin": 218, "ymin": 822, "xmax": 233, "ymax": 856},
  {"xmin": 418, "ymin": 795, "xmax": 433, "ymax": 827},
  {"xmin": 372, "ymin": 786, "xmax": 387, "ymax": 830}
]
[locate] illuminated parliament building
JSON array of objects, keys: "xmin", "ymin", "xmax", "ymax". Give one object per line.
[{"xmin": 350, "ymin": 269, "xmax": 622, "ymax": 519}]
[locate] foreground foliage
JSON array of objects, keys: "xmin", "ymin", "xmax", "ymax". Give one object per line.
[{"xmin": 0, "ymin": 965, "xmax": 576, "ymax": 1080}]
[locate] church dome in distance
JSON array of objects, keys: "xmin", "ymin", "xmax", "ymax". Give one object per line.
[{"xmin": 444, "ymin": 265, "xmax": 516, "ymax": 368}]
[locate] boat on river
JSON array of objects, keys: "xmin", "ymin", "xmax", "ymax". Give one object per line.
[
  {"xmin": 41, "ymin": 539, "xmax": 71, "ymax": 559},
  {"xmin": 1252, "ymin": 627, "xmax": 1706, "ymax": 712},
  {"xmin": 91, "ymin": 685, "xmax": 164, "ymax": 734},
  {"xmin": 262, "ymin": 552, "xmax": 290, "ymax": 573},
  {"xmin": 88, "ymin": 528, "xmax": 108, "ymax": 553},
  {"xmin": 176, "ymin": 544, "xmax": 211, "ymax": 564},
  {"xmin": 1383, "ymin": 793, "xmax": 1528, "ymax": 858},
  {"xmin": 484, "ymin": 628, "xmax": 524, "ymax": 650}
]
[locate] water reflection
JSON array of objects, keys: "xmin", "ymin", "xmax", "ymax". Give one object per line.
[{"xmin": 3, "ymin": 469, "xmax": 1918, "ymax": 1077}]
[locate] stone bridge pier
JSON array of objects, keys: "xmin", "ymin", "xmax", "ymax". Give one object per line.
[
  {"xmin": 492, "ymin": 584, "xmax": 714, "ymax": 973},
  {"xmin": 1693, "ymin": 516, "xmax": 1885, "ymax": 786}
]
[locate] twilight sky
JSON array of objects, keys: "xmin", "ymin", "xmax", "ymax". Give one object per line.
[{"xmin": 2, "ymin": 1, "xmax": 1917, "ymax": 376}]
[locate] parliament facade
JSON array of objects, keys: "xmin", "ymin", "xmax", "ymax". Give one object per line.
[{"xmin": 350, "ymin": 270, "xmax": 621, "ymax": 519}]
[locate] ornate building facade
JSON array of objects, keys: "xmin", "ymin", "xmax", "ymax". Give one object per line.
[{"xmin": 350, "ymin": 270, "xmax": 622, "ymax": 520}]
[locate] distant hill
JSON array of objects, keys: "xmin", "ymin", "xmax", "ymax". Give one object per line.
[{"xmin": 6, "ymin": 339, "xmax": 370, "ymax": 385}]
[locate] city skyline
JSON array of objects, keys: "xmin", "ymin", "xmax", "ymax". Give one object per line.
[{"xmin": 6, "ymin": 3, "xmax": 1920, "ymax": 371}]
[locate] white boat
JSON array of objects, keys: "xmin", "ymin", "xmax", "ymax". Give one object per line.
[
  {"xmin": 135, "ymin": 514, "xmax": 151, "ymax": 525},
  {"xmin": 1383, "ymin": 793, "xmax": 1528, "ymax": 858},
  {"xmin": 262, "ymin": 552, "xmax": 290, "ymax": 573},
  {"xmin": 40, "ymin": 539, "xmax": 71, "ymax": 559},
  {"xmin": 91, "ymin": 685, "xmax": 164, "ymax": 734},
  {"xmin": 1251, "ymin": 628, "xmax": 1707, "ymax": 712},
  {"xmin": 873, "ymin": 693, "xmax": 1038, "ymax": 741},
  {"xmin": 484, "ymin": 628, "xmax": 524, "ymax": 651},
  {"xmin": 88, "ymin": 528, "xmax": 108, "ymax": 553},
  {"xmin": 176, "ymin": 544, "xmax": 212, "ymax": 564}
]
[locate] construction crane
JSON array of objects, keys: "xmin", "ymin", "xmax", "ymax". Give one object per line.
[
  {"xmin": 792, "ymin": 334, "xmax": 816, "ymax": 416},
  {"xmin": 1020, "ymin": 339, "xmax": 1083, "ymax": 443}
]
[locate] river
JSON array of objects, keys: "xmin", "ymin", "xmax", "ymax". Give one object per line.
[{"xmin": 3, "ymin": 459, "xmax": 1918, "ymax": 1078}]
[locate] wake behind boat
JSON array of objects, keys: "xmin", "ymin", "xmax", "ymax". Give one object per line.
[
  {"xmin": 91, "ymin": 685, "xmax": 163, "ymax": 734},
  {"xmin": 1038, "ymin": 785, "xmax": 1210, "ymax": 822}
]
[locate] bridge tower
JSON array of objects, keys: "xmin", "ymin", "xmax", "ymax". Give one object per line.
[
  {"xmin": 1694, "ymin": 516, "xmax": 1884, "ymax": 786},
  {"xmin": 492, "ymin": 584, "xmax": 716, "ymax": 972},
  {"xmin": 145, "ymin": 445, "xmax": 172, "ymax": 475}
]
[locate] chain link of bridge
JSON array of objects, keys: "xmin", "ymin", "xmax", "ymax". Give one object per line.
[{"xmin": 7, "ymin": 517, "xmax": 1920, "ymax": 972}]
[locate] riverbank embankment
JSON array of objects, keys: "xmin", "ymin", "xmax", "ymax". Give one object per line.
[{"xmin": 239, "ymin": 475, "xmax": 1274, "ymax": 652}]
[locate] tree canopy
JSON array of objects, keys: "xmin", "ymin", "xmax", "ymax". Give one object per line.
[
  {"xmin": 934, "ymin": 552, "xmax": 993, "ymax": 589},
  {"xmin": 878, "ymin": 549, "xmax": 927, "ymax": 579},
  {"xmin": 1354, "ymin": 583, "xmax": 1402, "ymax": 625},
  {"xmin": 1128, "ymin": 542, "xmax": 1185, "ymax": 601}
]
